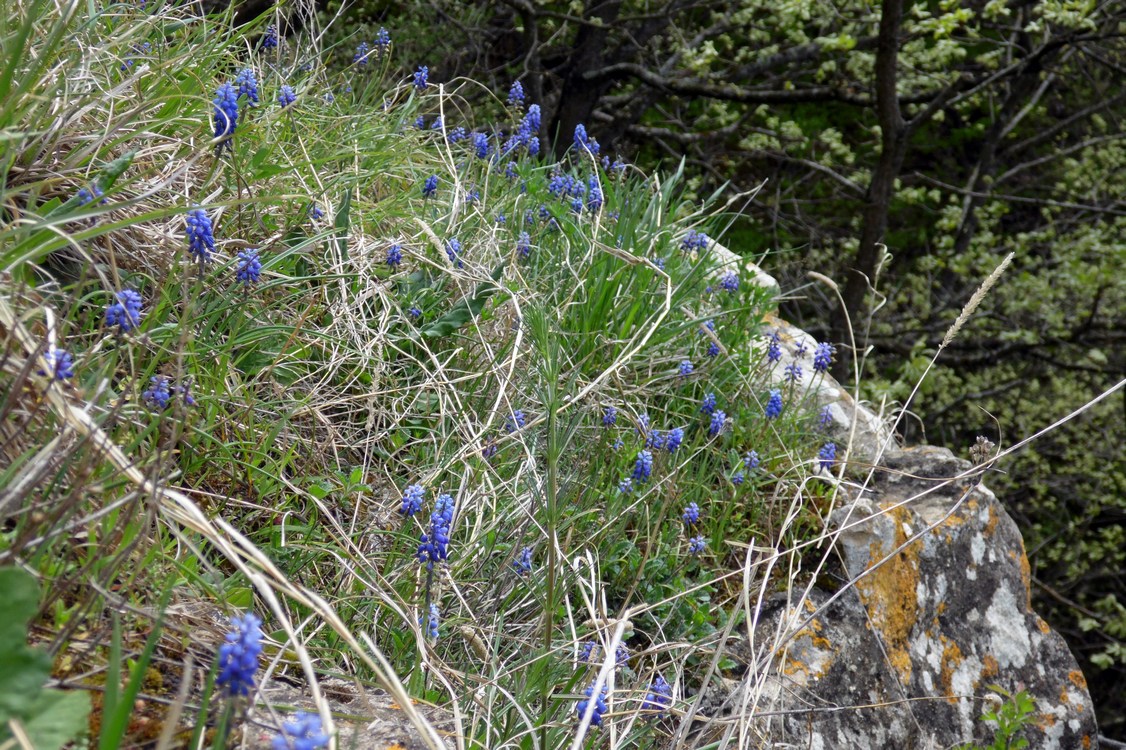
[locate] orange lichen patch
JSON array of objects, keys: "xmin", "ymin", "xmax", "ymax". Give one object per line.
[
  {"xmin": 939, "ymin": 637, "xmax": 965, "ymax": 704},
  {"xmin": 983, "ymin": 504, "xmax": 999, "ymax": 536},
  {"xmin": 1037, "ymin": 617, "xmax": 1051, "ymax": 634},
  {"xmin": 1038, "ymin": 712, "xmax": 1058, "ymax": 729},
  {"xmin": 1083, "ymin": 735, "xmax": 1092, "ymax": 748},
  {"xmin": 1061, "ymin": 686, "xmax": 1072, "ymax": 704},
  {"xmin": 854, "ymin": 504, "xmax": 921, "ymax": 685},
  {"xmin": 385, "ymin": 745, "xmax": 408, "ymax": 750},
  {"xmin": 1016, "ymin": 538, "xmax": 1033, "ymax": 606},
  {"xmin": 1069, "ymin": 670, "xmax": 1089, "ymax": 690},
  {"xmin": 981, "ymin": 654, "xmax": 999, "ymax": 680}
]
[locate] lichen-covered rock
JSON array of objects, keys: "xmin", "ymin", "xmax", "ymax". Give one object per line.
[{"xmin": 736, "ymin": 446, "xmax": 1097, "ymax": 749}]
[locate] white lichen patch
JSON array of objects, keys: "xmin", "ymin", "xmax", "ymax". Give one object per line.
[{"xmin": 985, "ymin": 584, "xmax": 1031, "ymax": 669}]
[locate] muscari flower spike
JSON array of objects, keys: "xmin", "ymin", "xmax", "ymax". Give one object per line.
[
  {"xmin": 217, "ymin": 613, "xmax": 262, "ymax": 697},
  {"xmin": 611, "ymin": 437, "xmax": 624, "ymax": 451},
  {"xmin": 617, "ymin": 477, "xmax": 633, "ymax": 494},
  {"xmin": 185, "ymin": 207, "xmax": 215, "ymax": 264},
  {"xmin": 514, "ymin": 546, "xmax": 533, "ymax": 576},
  {"xmin": 517, "ymin": 231, "xmax": 531, "ymax": 259},
  {"xmin": 765, "ymin": 389, "xmax": 783, "ymax": 420},
  {"xmin": 688, "ymin": 535, "xmax": 706, "ymax": 555},
  {"xmin": 678, "ymin": 360, "xmax": 693, "ymax": 377},
  {"xmin": 77, "ymin": 184, "xmax": 104, "ymax": 206},
  {"xmin": 213, "ymin": 82, "xmax": 239, "ymax": 152},
  {"xmin": 784, "ymin": 363, "xmax": 802, "ymax": 382},
  {"xmin": 425, "ymin": 603, "xmax": 440, "ymax": 639},
  {"xmin": 700, "ymin": 393, "xmax": 717, "ymax": 416},
  {"xmin": 278, "ymin": 85, "xmax": 296, "ymax": 108},
  {"xmin": 632, "ymin": 450, "xmax": 653, "ymax": 484},
  {"xmin": 708, "ymin": 410, "xmax": 726, "ymax": 437},
  {"xmin": 260, "ymin": 24, "xmax": 278, "ymax": 50},
  {"xmin": 507, "ymin": 80, "xmax": 525, "ymax": 107},
  {"xmin": 646, "ymin": 430, "xmax": 666, "ymax": 450},
  {"xmin": 401, "ymin": 483, "xmax": 425, "ymax": 516},
  {"xmin": 386, "ymin": 244, "xmax": 403, "ymax": 267},
  {"xmin": 813, "ymin": 341, "xmax": 836, "ymax": 373},
  {"xmin": 446, "ymin": 238, "xmax": 463, "ymax": 268},
  {"xmin": 422, "ymin": 175, "xmax": 438, "ymax": 197},
  {"xmin": 413, "ymin": 65, "xmax": 429, "ymax": 90},
  {"xmin": 732, "ymin": 470, "xmax": 745, "ymax": 485},
  {"xmin": 576, "ymin": 682, "xmax": 608, "ymax": 728},
  {"xmin": 744, "ymin": 450, "xmax": 760, "ymax": 471},
  {"xmin": 271, "ymin": 712, "xmax": 328, "ymax": 750},
  {"xmin": 142, "ymin": 375, "xmax": 172, "ymax": 410},
  {"xmin": 40, "ymin": 347, "xmax": 75, "ymax": 380},
  {"xmin": 473, "ymin": 131, "xmax": 490, "ymax": 159},
  {"xmin": 720, "ymin": 270, "xmax": 739, "ymax": 293},
  {"xmin": 235, "ymin": 67, "xmax": 259, "ymax": 104},
  {"xmin": 665, "ymin": 427, "xmax": 683, "ymax": 454},
  {"xmin": 308, "ymin": 203, "xmax": 325, "ymax": 220},
  {"xmin": 818, "ymin": 442, "xmax": 837, "ymax": 472},
  {"xmin": 505, "ymin": 410, "xmax": 526, "ymax": 433},
  {"xmin": 418, "ymin": 493, "xmax": 455, "ymax": 570},
  {"xmin": 819, "ymin": 405, "xmax": 834, "ymax": 429},
  {"xmin": 766, "ymin": 332, "xmax": 782, "ymax": 363},
  {"xmin": 642, "ymin": 675, "xmax": 672, "ymax": 715},
  {"xmin": 353, "ymin": 41, "xmax": 370, "ymax": 65},
  {"xmin": 682, "ymin": 502, "xmax": 700, "ymax": 525},
  {"xmin": 105, "ymin": 289, "xmax": 143, "ymax": 333},
  {"xmin": 706, "ymin": 341, "xmax": 720, "ymax": 358},
  {"xmin": 235, "ymin": 248, "xmax": 262, "ymax": 286},
  {"xmin": 374, "ymin": 27, "xmax": 391, "ymax": 53}
]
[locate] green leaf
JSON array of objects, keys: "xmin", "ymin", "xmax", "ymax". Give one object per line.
[
  {"xmin": 0, "ymin": 649, "xmax": 51, "ymax": 722},
  {"xmin": 334, "ymin": 188, "xmax": 352, "ymax": 262},
  {"xmin": 0, "ymin": 567, "xmax": 39, "ymax": 642},
  {"xmin": 421, "ymin": 263, "xmax": 507, "ymax": 339},
  {"xmin": 19, "ymin": 690, "xmax": 90, "ymax": 750}
]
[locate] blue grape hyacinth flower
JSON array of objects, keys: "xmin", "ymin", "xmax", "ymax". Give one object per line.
[
  {"xmin": 678, "ymin": 360, "xmax": 693, "ymax": 378},
  {"xmin": 142, "ymin": 375, "xmax": 172, "ymax": 410},
  {"xmin": 505, "ymin": 409, "xmax": 526, "ymax": 433},
  {"xmin": 576, "ymin": 682, "xmax": 608, "ymax": 727},
  {"xmin": 446, "ymin": 238, "xmax": 463, "ymax": 268},
  {"xmin": 784, "ymin": 363, "xmax": 802, "ymax": 382},
  {"xmin": 665, "ymin": 427, "xmax": 683, "ymax": 454},
  {"xmin": 688, "ymin": 535, "xmax": 706, "ymax": 555},
  {"xmin": 374, "ymin": 27, "xmax": 391, "ymax": 53},
  {"xmin": 766, "ymin": 332, "xmax": 782, "ymax": 363},
  {"xmin": 514, "ymin": 546, "xmax": 533, "ymax": 576},
  {"xmin": 260, "ymin": 24, "xmax": 278, "ymax": 49},
  {"xmin": 401, "ymin": 484, "xmax": 425, "ymax": 516},
  {"xmin": 235, "ymin": 248, "xmax": 262, "ymax": 286},
  {"xmin": 700, "ymin": 393, "xmax": 717, "ymax": 415},
  {"xmin": 353, "ymin": 41, "xmax": 371, "ymax": 65},
  {"xmin": 418, "ymin": 493, "xmax": 455, "ymax": 570},
  {"xmin": 235, "ymin": 67, "xmax": 259, "ymax": 104},
  {"xmin": 212, "ymin": 82, "xmax": 239, "ymax": 152},
  {"xmin": 765, "ymin": 389, "xmax": 783, "ymax": 419},
  {"xmin": 41, "ymin": 348, "xmax": 75, "ymax": 380},
  {"xmin": 708, "ymin": 410, "xmax": 726, "ymax": 437},
  {"xmin": 413, "ymin": 66, "xmax": 429, "ymax": 90},
  {"xmin": 278, "ymin": 85, "xmax": 296, "ymax": 107},
  {"xmin": 386, "ymin": 244, "xmax": 403, "ymax": 267},
  {"xmin": 185, "ymin": 207, "xmax": 215, "ymax": 264},
  {"xmin": 813, "ymin": 342, "xmax": 836, "ymax": 373},
  {"xmin": 744, "ymin": 450, "xmax": 760, "ymax": 471},
  {"xmin": 818, "ymin": 442, "xmax": 837, "ymax": 472},
  {"xmin": 632, "ymin": 450, "xmax": 653, "ymax": 484},
  {"xmin": 77, "ymin": 184, "xmax": 105, "ymax": 206},
  {"xmin": 517, "ymin": 231, "xmax": 532, "ymax": 259},
  {"xmin": 422, "ymin": 175, "xmax": 438, "ymax": 197},
  {"xmin": 642, "ymin": 675, "xmax": 672, "ymax": 715},
  {"xmin": 271, "ymin": 712, "xmax": 328, "ymax": 750},
  {"xmin": 507, "ymin": 80, "xmax": 525, "ymax": 107},
  {"xmin": 425, "ymin": 603, "xmax": 440, "ymax": 639},
  {"xmin": 682, "ymin": 502, "xmax": 700, "ymax": 525},
  {"xmin": 105, "ymin": 289, "xmax": 143, "ymax": 333},
  {"xmin": 473, "ymin": 131, "xmax": 491, "ymax": 159},
  {"xmin": 720, "ymin": 270, "xmax": 739, "ymax": 292},
  {"xmin": 602, "ymin": 406, "xmax": 617, "ymax": 426},
  {"xmin": 217, "ymin": 613, "xmax": 262, "ymax": 697}
]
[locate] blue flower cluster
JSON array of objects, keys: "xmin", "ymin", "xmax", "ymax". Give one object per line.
[
  {"xmin": 688, "ymin": 535, "xmax": 706, "ymax": 555},
  {"xmin": 784, "ymin": 363, "xmax": 802, "ymax": 382},
  {"xmin": 105, "ymin": 289, "xmax": 143, "ymax": 333},
  {"xmin": 235, "ymin": 67, "xmax": 259, "ymax": 105},
  {"xmin": 186, "ymin": 207, "xmax": 215, "ymax": 263},
  {"xmin": 418, "ymin": 493, "xmax": 455, "ymax": 570},
  {"xmin": 744, "ymin": 450, "xmax": 760, "ymax": 470},
  {"xmin": 505, "ymin": 409, "xmax": 526, "ymax": 433},
  {"xmin": 217, "ymin": 613, "xmax": 262, "ymax": 697},
  {"xmin": 766, "ymin": 331, "xmax": 782, "ymax": 363},
  {"xmin": 665, "ymin": 427, "xmax": 683, "ymax": 454},
  {"xmin": 413, "ymin": 66, "xmax": 428, "ymax": 90},
  {"xmin": 602, "ymin": 406, "xmax": 617, "ymax": 426},
  {"xmin": 507, "ymin": 80, "xmax": 524, "ymax": 107},
  {"xmin": 576, "ymin": 682, "xmax": 608, "ymax": 727},
  {"xmin": 700, "ymin": 393, "xmax": 716, "ymax": 415},
  {"xmin": 41, "ymin": 347, "xmax": 75, "ymax": 380},
  {"xmin": 446, "ymin": 238, "xmax": 463, "ymax": 268},
  {"xmin": 374, "ymin": 27, "xmax": 391, "ymax": 53},
  {"xmin": 641, "ymin": 675, "xmax": 672, "ymax": 715},
  {"xmin": 422, "ymin": 175, "xmax": 438, "ymax": 197},
  {"xmin": 514, "ymin": 546, "xmax": 533, "ymax": 575},
  {"xmin": 501, "ymin": 104, "xmax": 540, "ymax": 157},
  {"xmin": 278, "ymin": 85, "xmax": 296, "ymax": 108},
  {"xmin": 678, "ymin": 360, "xmax": 693, "ymax": 377},
  {"xmin": 573, "ymin": 124, "xmax": 600, "ymax": 156},
  {"xmin": 517, "ymin": 231, "xmax": 531, "ymax": 259},
  {"xmin": 682, "ymin": 502, "xmax": 700, "ymax": 525},
  {"xmin": 818, "ymin": 442, "xmax": 837, "ymax": 472},
  {"xmin": 401, "ymin": 483, "xmax": 425, "ymax": 515},
  {"xmin": 77, "ymin": 184, "xmax": 104, "ymax": 206},
  {"xmin": 473, "ymin": 131, "xmax": 490, "ymax": 159},
  {"xmin": 813, "ymin": 341, "xmax": 836, "ymax": 373},
  {"xmin": 271, "ymin": 712, "xmax": 328, "ymax": 750},
  {"xmin": 708, "ymin": 410, "xmax": 726, "ymax": 437},
  {"xmin": 765, "ymin": 389, "xmax": 783, "ymax": 419},
  {"xmin": 681, "ymin": 229, "xmax": 708, "ymax": 253},
  {"xmin": 260, "ymin": 24, "xmax": 278, "ymax": 50},
  {"xmin": 213, "ymin": 82, "xmax": 239, "ymax": 151},
  {"xmin": 142, "ymin": 375, "xmax": 172, "ymax": 410},
  {"xmin": 425, "ymin": 602, "xmax": 439, "ymax": 639},
  {"xmin": 236, "ymin": 249, "xmax": 262, "ymax": 286},
  {"xmin": 386, "ymin": 244, "xmax": 403, "ymax": 267},
  {"xmin": 632, "ymin": 450, "xmax": 653, "ymax": 483},
  {"xmin": 719, "ymin": 270, "xmax": 739, "ymax": 293}
]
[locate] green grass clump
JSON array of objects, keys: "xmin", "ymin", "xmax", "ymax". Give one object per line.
[{"xmin": 0, "ymin": 1, "xmax": 846, "ymax": 746}]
